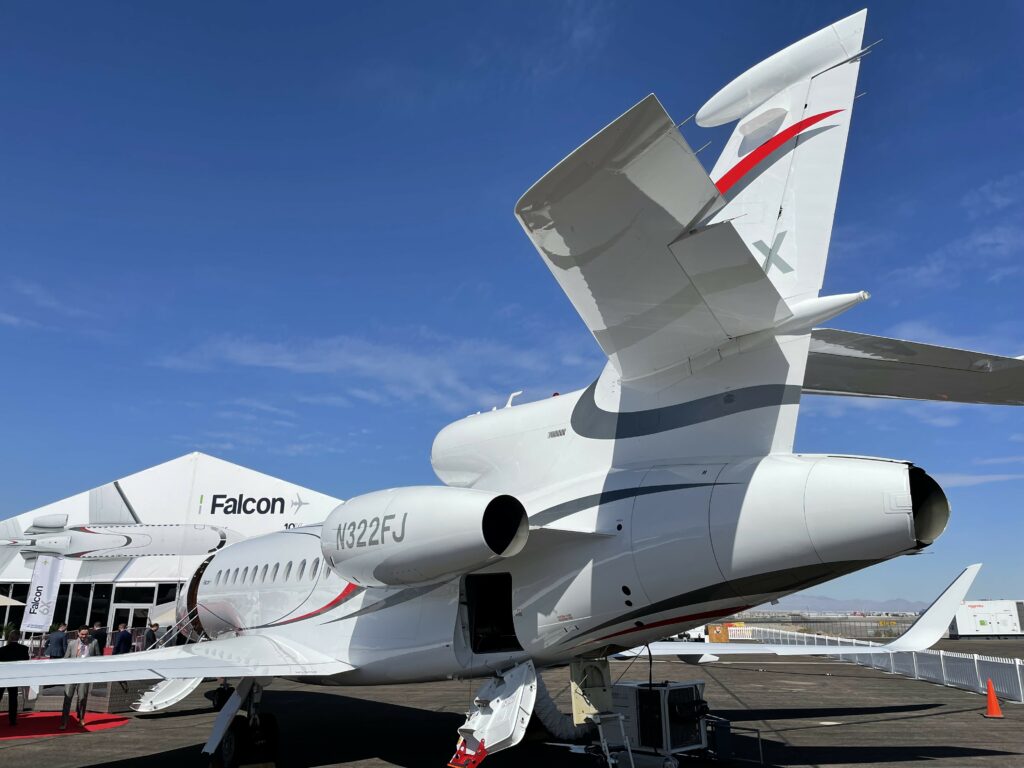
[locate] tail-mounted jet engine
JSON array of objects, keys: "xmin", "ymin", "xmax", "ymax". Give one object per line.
[
  {"xmin": 321, "ymin": 487, "xmax": 529, "ymax": 587},
  {"xmin": 707, "ymin": 456, "xmax": 951, "ymax": 588}
]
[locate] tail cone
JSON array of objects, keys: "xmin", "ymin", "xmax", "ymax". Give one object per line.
[{"xmin": 983, "ymin": 678, "xmax": 1004, "ymax": 719}]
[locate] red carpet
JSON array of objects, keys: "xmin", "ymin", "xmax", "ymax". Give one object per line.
[{"xmin": 0, "ymin": 712, "xmax": 129, "ymax": 740}]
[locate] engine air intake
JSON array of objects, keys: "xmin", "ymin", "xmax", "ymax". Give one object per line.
[
  {"xmin": 909, "ymin": 467, "xmax": 950, "ymax": 547},
  {"xmin": 482, "ymin": 495, "xmax": 529, "ymax": 557}
]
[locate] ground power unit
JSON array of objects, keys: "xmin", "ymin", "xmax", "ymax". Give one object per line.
[{"xmin": 608, "ymin": 681, "xmax": 708, "ymax": 758}]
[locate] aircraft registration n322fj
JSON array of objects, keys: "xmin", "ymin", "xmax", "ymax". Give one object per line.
[{"xmin": 3, "ymin": 9, "xmax": 1019, "ymax": 766}]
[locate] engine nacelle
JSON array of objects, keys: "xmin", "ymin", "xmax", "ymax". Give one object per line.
[
  {"xmin": 708, "ymin": 455, "xmax": 951, "ymax": 586},
  {"xmin": 321, "ymin": 487, "xmax": 529, "ymax": 588}
]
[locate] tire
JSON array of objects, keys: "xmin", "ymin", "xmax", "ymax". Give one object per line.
[
  {"xmin": 212, "ymin": 685, "xmax": 234, "ymax": 712},
  {"xmin": 213, "ymin": 715, "xmax": 250, "ymax": 768},
  {"xmin": 251, "ymin": 712, "xmax": 279, "ymax": 763}
]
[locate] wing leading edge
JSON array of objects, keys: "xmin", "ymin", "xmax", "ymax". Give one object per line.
[
  {"xmin": 805, "ymin": 329, "xmax": 1024, "ymax": 405},
  {"xmin": 620, "ymin": 563, "xmax": 981, "ymax": 660},
  {"xmin": 515, "ymin": 94, "xmax": 791, "ymax": 382},
  {"xmin": 0, "ymin": 634, "xmax": 354, "ymax": 688}
]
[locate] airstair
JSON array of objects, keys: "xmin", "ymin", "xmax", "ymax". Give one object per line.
[{"xmin": 132, "ymin": 607, "xmax": 209, "ymax": 713}]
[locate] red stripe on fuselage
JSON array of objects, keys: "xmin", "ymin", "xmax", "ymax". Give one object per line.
[
  {"xmin": 591, "ymin": 605, "xmax": 753, "ymax": 644},
  {"xmin": 713, "ymin": 109, "xmax": 843, "ymax": 196},
  {"xmin": 266, "ymin": 582, "xmax": 360, "ymax": 628}
]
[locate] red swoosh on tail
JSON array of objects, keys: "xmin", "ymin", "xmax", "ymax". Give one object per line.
[{"xmin": 714, "ymin": 109, "xmax": 843, "ymax": 195}]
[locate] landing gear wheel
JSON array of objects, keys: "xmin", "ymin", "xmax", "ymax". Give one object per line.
[
  {"xmin": 211, "ymin": 684, "xmax": 234, "ymax": 712},
  {"xmin": 251, "ymin": 712, "xmax": 279, "ymax": 763},
  {"xmin": 211, "ymin": 715, "xmax": 250, "ymax": 768}
]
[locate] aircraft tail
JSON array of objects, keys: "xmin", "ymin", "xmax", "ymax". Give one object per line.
[{"xmin": 701, "ymin": 10, "xmax": 868, "ymax": 303}]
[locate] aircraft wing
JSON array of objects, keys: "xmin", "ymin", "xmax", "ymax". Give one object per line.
[
  {"xmin": 0, "ymin": 633, "xmax": 353, "ymax": 687},
  {"xmin": 805, "ymin": 329, "xmax": 1024, "ymax": 404},
  {"xmin": 619, "ymin": 563, "xmax": 980, "ymax": 660},
  {"xmin": 515, "ymin": 94, "xmax": 792, "ymax": 382}
]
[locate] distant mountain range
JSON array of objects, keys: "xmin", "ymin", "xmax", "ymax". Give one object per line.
[{"xmin": 754, "ymin": 594, "xmax": 929, "ymax": 613}]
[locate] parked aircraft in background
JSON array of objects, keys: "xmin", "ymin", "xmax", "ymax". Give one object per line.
[
  {"xmin": 3, "ymin": 10, "xmax": 1020, "ymax": 766},
  {"xmin": 1, "ymin": 516, "xmax": 237, "ymax": 561}
]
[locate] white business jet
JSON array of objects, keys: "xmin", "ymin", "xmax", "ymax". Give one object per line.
[{"xmin": 2, "ymin": 9, "xmax": 1019, "ymax": 766}]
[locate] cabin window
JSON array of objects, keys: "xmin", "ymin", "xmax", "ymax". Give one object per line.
[
  {"xmin": 284, "ymin": 561, "xmax": 293, "ymax": 581},
  {"xmin": 251, "ymin": 566, "xmax": 258, "ymax": 583},
  {"xmin": 232, "ymin": 568, "xmax": 239, "ymax": 584},
  {"xmin": 260, "ymin": 564, "xmax": 268, "ymax": 583},
  {"xmin": 241, "ymin": 567, "xmax": 249, "ymax": 583},
  {"xmin": 297, "ymin": 560, "xmax": 306, "ymax": 581},
  {"xmin": 271, "ymin": 563, "xmax": 279, "ymax": 582},
  {"xmin": 215, "ymin": 570, "xmax": 222, "ymax": 586},
  {"xmin": 310, "ymin": 558, "xmax": 320, "ymax": 580}
]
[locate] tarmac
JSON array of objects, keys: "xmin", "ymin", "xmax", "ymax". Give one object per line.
[{"xmin": 0, "ymin": 639, "xmax": 1020, "ymax": 768}]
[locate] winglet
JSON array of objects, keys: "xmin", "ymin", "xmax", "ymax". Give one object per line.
[{"xmin": 884, "ymin": 563, "xmax": 981, "ymax": 652}]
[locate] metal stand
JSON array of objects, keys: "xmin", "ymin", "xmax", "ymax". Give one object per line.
[{"xmin": 592, "ymin": 712, "xmax": 635, "ymax": 768}]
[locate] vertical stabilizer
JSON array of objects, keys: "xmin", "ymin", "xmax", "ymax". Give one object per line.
[{"xmin": 700, "ymin": 10, "xmax": 868, "ymax": 303}]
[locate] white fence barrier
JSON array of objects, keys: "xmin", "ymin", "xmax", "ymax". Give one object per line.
[{"xmin": 748, "ymin": 627, "xmax": 1024, "ymax": 703}]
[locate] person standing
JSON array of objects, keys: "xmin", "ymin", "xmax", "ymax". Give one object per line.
[
  {"xmin": 0, "ymin": 630, "xmax": 30, "ymax": 726},
  {"xmin": 60, "ymin": 626, "xmax": 98, "ymax": 730},
  {"xmin": 144, "ymin": 623, "xmax": 159, "ymax": 650},
  {"xmin": 112, "ymin": 623, "xmax": 133, "ymax": 655},
  {"xmin": 44, "ymin": 623, "xmax": 69, "ymax": 660},
  {"xmin": 89, "ymin": 621, "xmax": 107, "ymax": 655}
]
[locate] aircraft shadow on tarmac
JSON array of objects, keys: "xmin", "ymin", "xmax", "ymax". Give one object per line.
[
  {"xmin": 87, "ymin": 690, "xmax": 593, "ymax": 768},
  {"xmin": 84, "ymin": 692, "xmax": 1019, "ymax": 768},
  {"xmin": 714, "ymin": 702, "xmax": 942, "ymax": 721}
]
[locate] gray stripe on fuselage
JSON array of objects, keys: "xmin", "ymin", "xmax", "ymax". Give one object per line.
[
  {"xmin": 558, "ymin": 558, "xmax": 881, "ymax": 647},
  {"xmin": 320, "ymin": 582, "xmax": 446, "ymax": 625},
  {"xmin": 571, "ymin": 380, "xmax": 803, "ymax": 440},
  {"xmin": 531, "ymin": 483, "xmax": 717, "ymax": 527}
]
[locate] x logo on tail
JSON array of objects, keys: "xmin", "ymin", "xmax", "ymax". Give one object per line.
[{"xmin": 752, "ymin": 231, "xmax": 793, "ymax": 274}]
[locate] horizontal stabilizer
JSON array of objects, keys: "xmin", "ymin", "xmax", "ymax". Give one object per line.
[
  {"xmin": 516, "ymin": 94, "xmax": 791, "ymax": 381},
  {"xmin": 0, "ymin": 634, "xmax": 354, "ymax": 688},
  {"xmin": 619, "ymin": 563, "xmax": 981, "ymax": 659},
  {"xmin": 805, "ymin": 329, "xmax": 1024, "ymax": 404}
]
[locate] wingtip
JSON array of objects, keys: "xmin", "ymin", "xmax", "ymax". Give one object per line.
[{"xmin": 885, "ymin": 562, "xmax": 982, "ymax": 652}]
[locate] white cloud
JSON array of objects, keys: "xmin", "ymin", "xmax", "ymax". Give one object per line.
[
  {"xmin": 973, "ymin": 455, "xmax": 1024, "ymax": 465},
  {"xmin": 961, "ymin": 170, "xmax": 1024, "ymax": 219},
  {"xmin": 159, "ymin": 328, "xmax": 591, "ymax": 414},
  {"xmin": 0, "ymin": 310, "xmax": 39, "ymax": 328},
  {"xmin": 932, "ymin": 473, "xmax": 1024, "ymax": 488},
  {"xmin": 230, "ymin": 398, "xmax": 297, "ymax": 419},
  {"xmin": 12, "ymin": 279, "xmax": 93, "ymax": 319},
  {"xmin": 800, "ymin": 394, "xmax": 964, "ymax": 428},
  {"xmin": 295, "ymin": 393, "xmax": 351, "ymax": 408},
  {"xmin": 889, "ymin": 224, "xmax": 1024, "ymax": 288},
  {"xmin": 525, "ymin": 1, "xmax": 612, "ymax": 80}
]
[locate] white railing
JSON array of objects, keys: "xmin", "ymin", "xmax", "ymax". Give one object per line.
[{"xmin": 748, "ymin": 627, "xmax": 1024, "ymax": 703}]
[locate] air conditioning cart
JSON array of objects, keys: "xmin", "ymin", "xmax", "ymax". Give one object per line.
[{"xmin": 605, "ymin": 681, "xmax": 708, "ymax": 765}]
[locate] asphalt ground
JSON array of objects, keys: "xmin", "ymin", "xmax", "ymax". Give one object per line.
[{"xmin": 0, "ymin": 643, "xmax": 1020, "ymax": 768}]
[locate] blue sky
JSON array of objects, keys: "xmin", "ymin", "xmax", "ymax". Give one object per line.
[{"xmin": 2, "ymin": 2, "xmax": 1022, "ymax": 601}]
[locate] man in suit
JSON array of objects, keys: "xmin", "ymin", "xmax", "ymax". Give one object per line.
[
  {"xmin": 44, "ymin": 623, "xmax": 69, "ymax": 659},
  {"xmin": 60, "ymin": 626, "xmax": 99, "ymax": 730},
  {"xmin": 0, "ymin": 630, "xmax": 30, "ymax": 725},
  {"xmin": 144, "ymin": 623, "xmax": 159, "ymax": 650},
  {"xmin": 89, "ymin": 621, "xmax": 107, "ymax": 655},
  {"xmin": 112, "ymin": 623, "xmax": 132, "ymax": 655}
]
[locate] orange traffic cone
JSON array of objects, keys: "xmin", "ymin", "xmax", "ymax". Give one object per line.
[{"xmin": 982, "ymin": 678, "xmax": 1004, "ymax": 719}]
